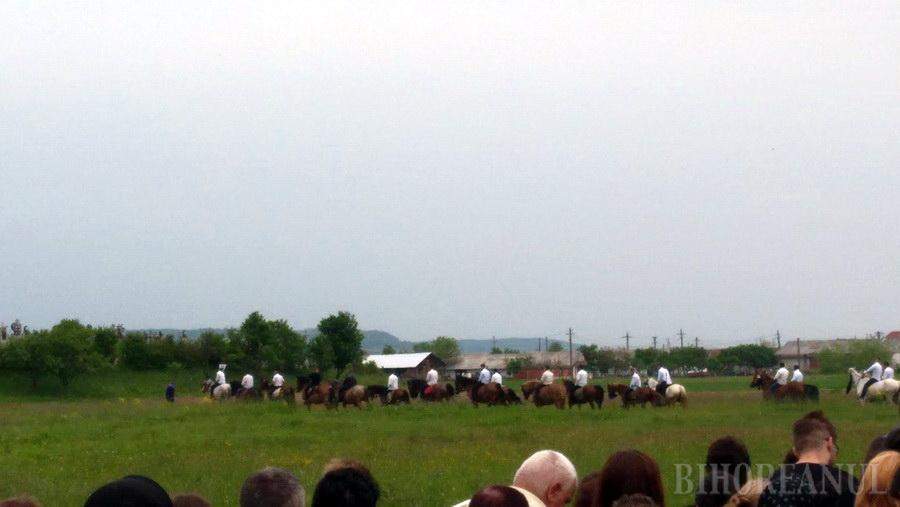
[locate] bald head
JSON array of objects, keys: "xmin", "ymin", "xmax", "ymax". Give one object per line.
[{"xmin": 513, "ymin": 450, "xmax": 578, "ymax": 507}]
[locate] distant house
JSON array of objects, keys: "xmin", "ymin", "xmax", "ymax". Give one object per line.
[
  {"xmin": 885, "ymin": 331, "xmax": 900, "ymax": 350},
  {"xmin": 448, "ymin": 351, "xmax": 585, "ymax": 379},
  {"xmin": 774, "ymin": 340, "xmax": 834, "ymax": 370},
  {"xmin": 363, "ymin": 352, "xmax": 446, "ymax": 378}
]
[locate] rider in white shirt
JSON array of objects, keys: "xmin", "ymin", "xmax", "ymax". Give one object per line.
[
  {"xmin": 655, "ymin": 365, "xmax": 672, "ymax": 395},
  {"xmin": 426, "ymin": 368, "xmax": 439, "ymax": 386},
  {"xmin": 478, "ymin": 364, "xmax": 491, "ymax": 385},
  {"xmin": 491, "ymin": 371, "xmax": 502, "ymax": 384},
  {"xmin": 272, "ymin": 372, "xmax": 284, "ymax": 388},
  {"xmin": 575, "ymin": 368, "xmax": 589, "ymax": 388},
  {"xmin": 626, "ymin": 368, "xmax": 641, "ymax": 397},
  {"xmin": 540, "ymin": 368, "xmax": 554, "ymax": 385},
  {"xmin": 215, "ymin": 369, "xmax": 226, "ymax": 387},
  {"xmin": 387, "ymin": 373, "xmax": 399, "ymax": 402},
  {"xmin": 790, "ymin": 365, "xmax": 803, "ymax": 383},
  {"xmin": 861, "ymin": 360, "xmax": 884, "ymax": 399},
  {"xmin": 241, "ymin": 373, "xmax": 254, "ymax": 392},
  {"xmin": 772, "ymin": 363, "xmax": 790, "ymax": 395},
  {"xmin": 883, "ymin": 365, "xmax": 895, "ymax": 380}
]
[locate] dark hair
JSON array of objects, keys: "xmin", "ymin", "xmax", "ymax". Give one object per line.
[
  {"xmin": 312, "ymin": 467, "xmax": 379, "ymax": 507},
  {"xmin": 611, "ymin": 494, "xmax": 659, "ymax": 507},
  {"xmin": 171, "ymin": 494, "xmax": 211, "ymax": 507},
  {"xmin": 782, "ymin": 450, "xmax": 798, "ymax": 464},
  {"xmin": 0, "ymin": 497, "xmax": 42, "ymax": 507},
  {"xmin": 240, "ymin": 467, "xmax": 304, "ymax": 507},
  {"xmin": 885, "ymin": 426, "xmax": 900, "ymax": 452},
  {"xmin": 469, "ymin": 485, "xmax": 529, "ymax": 507},
  {"xmin": 696, "ymin": 437, "xmax": 751, "ymax": 507},
  {"xmin": 84, "ymin": 475, "xmax": 172, "ymax": 507},
  {"xmin": 792, "ymin": 415, "xmax": 834, "ymax": 453},
  {"xmin": 864, "ymin": 435, "xmax": 888, "ymax": 465},
  {"xmin": 576, "ymin": 472, "xmax": 602, "ymax": 507},
  {"xmin": 590, "ymin": 450, "xmax": 665, "ymax": 507}
]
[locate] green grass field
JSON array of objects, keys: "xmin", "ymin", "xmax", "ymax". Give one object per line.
[{"xmin": 1, "ymin": 372, "xmax": 897, "ymax": 506}]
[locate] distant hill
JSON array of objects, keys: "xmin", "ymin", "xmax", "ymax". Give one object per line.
[{"xmin": 136, "ymin": 329, "xmax": 580, "ymax": 355}]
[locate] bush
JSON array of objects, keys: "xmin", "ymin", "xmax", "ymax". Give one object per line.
[{"xmin": 817, "ymin": 340, "xmax": 892, "ymax": 374}]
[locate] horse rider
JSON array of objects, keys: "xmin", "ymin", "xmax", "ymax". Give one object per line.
[
  {"xmin": 214, "ymin": 366, "xmax": 227, "ymax": 392},
  {"xmin": 241, "ymin": 372, "xmax": 254, "ymax": 395},
  {"xmin": 790, "ymin": 365, "xmax": 804, "ymax": 383},
  {"xmin": 772, "ymin": 363, "xmax": 790, "ymax": 395},
  {"xmin": 425, "ymin": 367, "xmax": 439, "ymax": 396},
  {"xmin": 491, "ymin": 370, "xmax": 503, "ymax": 385},
  {"xmin": 626, "ymin": 367, "xmax": 641, "ymax": 398},
  {"xmin": 860, "ymin": 359, "xmax": 883, "ymax": 399},
  {"xmin": 271, "ymin": 371, "xmax": 284, "ymax": 395},
  {"xmin": 387, "ymin": 372, "xmax": 399, "ymax": 402},
  {"xmin": 883, "ymin": 364, "xmax": 895, "ymax": 380},
  {"xmin": 534, "ymin": 366, "xmax": 554, "ymax": 398},
  {"xmin": 478, "ymin": 364, "xmax": 491, "ymax": 386},
  {"xmin": 655, "ymin": 364, "xmax": 671, "ymax": 396}
]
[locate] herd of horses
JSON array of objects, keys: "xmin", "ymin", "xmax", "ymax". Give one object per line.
[{"xmin": 200, "ymin": 374, "xmax": 690, "ymax": 410}]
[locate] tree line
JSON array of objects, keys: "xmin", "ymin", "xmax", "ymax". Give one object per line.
[{"xmin": 0, "ymin": 311, "xmax": 367, "ymax": 389}]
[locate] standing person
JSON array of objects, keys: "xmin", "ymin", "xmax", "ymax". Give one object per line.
[
  {"xmin": 165, "ymin": 381, "xmax": 176, "ymax": 403},
  {"xmin": 425, "ymin": 367, "xmax": 439, "ymax": 396},
  {"xmin": 772, "ymin": 363, "xmax": 790, "ymax": 395},
  {"xmin": 759, "ymin": 411, "xmax": 857, "ymax": 507},
  {"xmin": 491, "ymin": 370, "xmax": 503, "ymax": 385},
  {"xmin": 860, "ymin": 359, "xmax": 883, "ymax": 399},
  {"xmin": 883, "ymin": 364, "xmax": 895, "ymax": 380},
  {"xmin": 387, "ymin": 372, "xmax": 399, "ymax": 402},
  {"xmin": 791, "ymin": 365, "xmax": 804, "ymax": 383},
  {"xmin": 655, "ymin": 365, "xmax": 671, "ymax": 396},
  {"xmin": 478, "ymin": 364, "xmax": 492, "ymax": 385}
]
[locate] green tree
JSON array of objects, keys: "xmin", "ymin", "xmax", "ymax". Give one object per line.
[
  {"xmin": 0, "ymin": 333, "xmax": 50, "ymax": 387},
  {"xmin": 716, "ymin": 344, "xmax": 777, "ymax": 372},
  {"xmin": 198, "ymin": 330, "xmax": 228, "ymax": 368},
  {"xmin": 382, "ymin": 344, "xmax": 396, "ymax": 355},
  {"xmin": 43, "ymin": 320, "xmax": 103, "ymax": 386},
  {"xmin": 579, "ymin": 344, "xmax": 620, "ymax": 373},
  {"xmin": 92, "ymin": 327, "xmax": 118, "ymax": 361},
  {"xmin": 315, "ymin": 311, "xmax": 364, "ymax": 375},
  {"xmin": 668, "ymin": 346, "xmax": 708, "ymax": 371},
  {"xmin": 633, "ymin": 347, "xmax": 664, "ymax": 369},
  {"xmin": 413, "ymin": 336, "xmax": 460, "ymax": 364},
  {"xmin": 817, "ymin": 340, "xmax": 892, "ymax": 374},
  {"xmin": 506, "ymin": 355, "xmax": 533, "ymax": 375},
  {"xmin": 548, "ymin": 341, "xmax": 564, "ymax": 352}
]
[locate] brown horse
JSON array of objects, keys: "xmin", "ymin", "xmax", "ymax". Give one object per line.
[
  {"xmin": 261, "ymin": 379, "xmax": 296, "ymax": 404},
  {"xmin": 750, "ymin": 370, "xmax": 814, "ymax": 402},
  {"xmin": 339, "ymin": 385, "xmax": 368, "ymax": 409},
  {"xmin": 470, "ymin": 382, "xmax": 507, "ymax": 407},
  {"xmin": 365, "ymin": 385, "xmax": 411, "ymax": 404},
  {"xmin": 563, "ymin": 380, "xmax": 604, "ymax": 409},
  {"xmin": 425, "ymin": 383, "xmax": 455, "ymax": 402},
  {"xmin": 607, "ymin": 384, "xmax": 663, "ymax": 408},
  {"xmin": 301, "ymin": 381, "xmax": 335, "ymax": 410},
  {"xmin": 521, "ymin": 381, "xmax": 566, "ymax": 409}
]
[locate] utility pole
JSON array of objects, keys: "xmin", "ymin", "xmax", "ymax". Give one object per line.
[
  {"xmin": 492, "ymin": 335, "xmax": 496, "ymax": 351},
  {"xmin": 694, "ymin": 336, "xmax": 699, "ymax": 348},
  {"xmin": 776, "ymin": 330, "xmax": 782, "ymax": 349},
  {"xmin": 875, "ymin": 331, "xmax": 884, "ymax": 340},
  {"xmin": 537, "ymin": 337, "xmax": 541, "ymax": 352},
  {"xmin": 567, "ymin": 327, "xmax": 574, "ymax": 372},
  {"xmin": 796, "ymin": 337, "xmax": 801, "ymax": 360},
  {"xmin": 624, "ymin": 332, "xmax": 631, "ymax": 351},
  {"xmin": 545, "ymin": 336, "xmax": 549, "ymax": 352},
  {"xmin": 678, "ymin": 329, "xmax": 685, "ymax": 348},
  {"xmin": 652, "ymin": 336, "xmax": 658, "ymax": 349}
]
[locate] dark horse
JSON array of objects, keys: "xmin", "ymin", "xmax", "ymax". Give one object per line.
[
  {"xmin": 408, "ymin": 379, "xmax": 455, "ymax": 401},
  {"xmin": 750, "ymin": 370, "xmax": 818, "ymax": 402},
  {"xmin": 607, "ymin": 384, "xmax": 663, "ymax": 408},
  {"xmin": 563, "ymin": 380, "xmax": 604, "ymax": 409},
  {"xmin": 469, "ymin": 382, "xmax": 507, "ymax": 407},
  {"xmin": 365, "ymin": 385, "xmax": 411, "ymax": 405}
]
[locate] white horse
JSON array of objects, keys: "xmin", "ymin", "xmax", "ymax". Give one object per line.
[
  {"xmin": 646, "ymin": 378, "xmax": 688, "ymax": 407},
  {"xmin": 847, "ymin": 368, "xmax": 899, "ymax": 404},
  {"xmin": 202, "ymin": 379, "xmax": 232, "ymax": 400}
]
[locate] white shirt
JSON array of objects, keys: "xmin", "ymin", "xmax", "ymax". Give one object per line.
[
  {"xmin": 540, "ymin": 370, "xmax": 554, "ymax": 385},
  {"xmin": 791, "ymin": 370, "xmax": 803, "ymax": 383},
  {"xmin": 478, "ymin": 368, "xmax": 491, "ymax": 384},
  {"xmin": 882, "ymin": 366, "xmax": 894, "ymax": 380},
  {"xmin": 426, "ymin": 369, "xmax": 438, "ymax": 386},
  {"xmin": 387, "ymin": 373, "xmax": 399, "ymax": 391},
  {"xmin": 657, "ymin": 367, "xmax": 672, "ymax": 384},
  {"xmin": 491, "ymin": 372, "xmax": 503, "ymax": 384},
  {"xmin": 865, "ymin": 362, "xmax": 883, "ymax": 380},
  {"xmin": 629, "ymin": 372, "xmax": 641, "ymax": 389},
  {"xmin": 774, "ymin": 367, "xmax": 790, "ymax": 385},
  {"xmin": 241, "ymin": 374, "xmax": 254, "ymax": 389},
  {"xmin": 575, "ymin": 369, "xmax": 588, "ymax": 387},
  {"xmin": 272, "ymin": 373, "xmax": 284, "ymax": 387},
  {"xmin": 215, "ymin": 370, "xmax": 226, "ymax": 384}
]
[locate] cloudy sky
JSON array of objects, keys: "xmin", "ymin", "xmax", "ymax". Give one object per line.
[{"xmin": 2, "ymin": 2, "xmax": 898, "ymax": 346}]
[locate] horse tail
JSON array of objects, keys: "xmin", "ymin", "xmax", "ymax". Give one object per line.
[
  {"xmin": 446, "ymin": 383, "xmax": 455, "ymax": 396},
  {"xmin": 805, "ymin": 385, "xmax": 819, "ymax": 402},
  {"xmin": 845, "ymin": 375, "xmax": 853, "ymax": 395}
]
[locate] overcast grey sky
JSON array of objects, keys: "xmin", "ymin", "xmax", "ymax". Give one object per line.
[{"xmin": 1, "ymin": 2, "xmax": 898, "ymax": 346}]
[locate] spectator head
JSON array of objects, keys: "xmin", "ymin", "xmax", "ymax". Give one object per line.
[
  {"xmin": 469, "ymin": 485, "xmax": 529, "ymax": 507},
  {"xmin": 723, "ymin": 479, "xmax": 768, "ymax": 507},
  {"xmin": 0, "ymin": 497, "xmax": 42, "ymax": 507},
  {"xmin": 240, "ymin": 467, "xmax": 304, "ymax": 507},
  {"xmin": 705, "ymin": 436, "xmax": 751, "ymax": 478},
  {"xmin": 864, "ymin": 435, "xmax": 888, "ymax": 465},
  {"xmin": 171, "ymin": 494, "xmax": 211, "ymax": 507},
  {"xmin": 792, "ymin": 413, "xmax": 838, "ymax": 465},
  {"xmin": 885, "ymin": 426, "xmax": 900, "ymax": 452},
  {"xmin": 793, "ymin": 365, "xmax": 799, "ymax": 370},
  {"xmin": 611, "ymin": 494, "xmax": 658, "ymax": 507},
  {"xmin": 512, "ymin": 450, "xmax": 578, "ymax": 507},
  {"xmin": 779, "ymin": 363, "xmax": 785, "ymax": 368},
  {"xmin": 481, "ymin": 363, "xmax": 486, "ymax": 368},
  {"xmin": 589, "ymin": 450, "xmax": 665, "ymax": 507},
  {"xmin": 84, "ymin": 476, "xmax": 172, "ymax": 507},
  {"xmin": 575, "ymin": 472, "xmax": 602, "ymax": 507},
  {"xmin": 312, "ymin": 464, "xmax": 379, "ymax": 507},
  {"xmin": 855, "ymin": 451, "xmax": 900, "ymax": 507}
]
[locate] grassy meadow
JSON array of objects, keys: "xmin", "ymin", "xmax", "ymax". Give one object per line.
[{"xmin": 1, "ymin": 372, "xmax": 897, "ymax": 506}]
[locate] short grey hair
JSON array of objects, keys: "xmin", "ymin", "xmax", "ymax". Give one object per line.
[
  {"xmin": 513, "ymin": 450, "xmax": 578, "ymax": 498},
  {"xmin": 240, "ymin": 467, "xmax": 305, "ymax": 507}
]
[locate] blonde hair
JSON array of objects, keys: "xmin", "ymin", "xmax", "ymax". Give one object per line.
[
  {"xmin": 855, "ymin": 451, "xmax": 900, "ymax": 507},
  {"xmin": 724, "ymin": 479, "xmax": 769, "ymax": 507}
]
